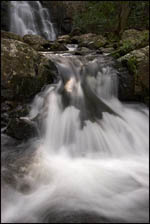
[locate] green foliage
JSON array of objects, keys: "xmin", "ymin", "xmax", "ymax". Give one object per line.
[
  {"xmin": 126, "ymin": 56, "xmax": 137, "ymax": 75},
  {"xmin": 128, "ymin": 1, "xmax": 149, "ymax": 29},
  {"xmin": 73, "ymin": 1, "xmax": 149, "ymax": 34},
  {"xmin": 111, "ymin": 41, "xmax": 134, "ymax": 58},
  {"xmin": 73, "ymin": 2, "xmax": 118, "ymax": 34}
]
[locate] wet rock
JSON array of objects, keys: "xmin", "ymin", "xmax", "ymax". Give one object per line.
[
  {"xmin": 70, "ymin": 27, "xmax": 82, "ymax": 36},
  {"xmin": 5, "ymin": 117, "xmax": 38, "ymax": 141},
  {"xmin": 1, "ymin": 38, "xmax": 39, "ymax": 80},
  {"xmin": 79, "ymin": 33, "xmax": 107, "ymax": 49},
  {"xmin": 57, "ymin": 35, "xmax": 71, "ymax": 44},
  {"xmin": 1, "ymin": 33, "xmax": 59, "ymax": 139},
  {"xmin": 49, "ymin": 41, "xmax": 68, "ymax": 51},
  {"xmin": 1, "ymin": 36, "xmax": 58, "ymax": 101},
  {"xmin": 1, "ymin": 30, "xmax": 23, "ymax": 42},
  {"xmin": 61, "ymin": 17, "xmax": 73, "ymax": 34},
  {"xmin": 118, "ymin": 46, "xmax": 149, "ymax": 104},
  {"xmin": 100, "ymin": 47, "xmax": 114, "ymax": 54},
  {"xmin": 121, "ymin": 29, "xmax": 149, "ymax": 49},
  {"xmin": 111, "ymin": 29, "xmax": 149, "ymax": 58},
  {"xmin": 23, "ymin": 34, "xmax": 50, "ymax": 51}
]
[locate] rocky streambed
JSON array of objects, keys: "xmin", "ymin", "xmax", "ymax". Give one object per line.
[{"xmin": 1, "ymin": 29, "xmax": 149, "ymax": 141}]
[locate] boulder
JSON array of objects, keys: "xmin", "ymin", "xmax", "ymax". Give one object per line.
[
  {"xmin": 71, "ymin": 33, "xmax": 107, "ymax": 50},
  {"xmin": 49, "ymin": 41, "xmax": 68, "ymax": 51},
  {"xmin": 111, "ymin": 29, "xmax": 149, "ymax": 58},
  {"xmin": 5, "ymin": 117, "xmax": 38, "ymax": 141},
  {"xmin": 121, "ymin": 29, "xmax": 149, "ymax": 48},
  {"xmin": 57, "ymin": 35, "xmax": 71, "ymax": 44},
  {"xmin": 1, "ymin": 30, "xmax": 23, "ymax": 42},
  {"xmin": 1, "ymin": 37, "xmax": 58, "ymax": 101},
  {"xmin": 118, "ymin": 46, "xmax": 149, "ymax": 104},
  {"xmin": 23, "ymin": 34, "xmax": 51, "ymax": 51}
]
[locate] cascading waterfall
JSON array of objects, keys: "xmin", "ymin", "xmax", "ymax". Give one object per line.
[
  {"xmin": 9, "ymin": 1, "xmax": 56, "ymax": 41},
  {"xmin": 1, "ymin": 53, "xmax": 149, "ymax": 223}
]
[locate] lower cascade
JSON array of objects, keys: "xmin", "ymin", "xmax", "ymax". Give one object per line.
[{"xmin": 1, "ymin": 53, "xmax": 149, "ymax": 223}]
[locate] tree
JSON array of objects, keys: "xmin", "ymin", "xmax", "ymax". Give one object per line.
[{"xmin": 116, "ymin": 1, "xmax": 131, "ymax": 37}]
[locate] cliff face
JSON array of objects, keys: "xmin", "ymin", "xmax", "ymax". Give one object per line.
[
  {"xmin": 41, "ymin": 1, "xmax": 87, "ymax": 34},
  {"xmin": 1, "ymin": 1, "xmax": 10, "ymax": 31},
  {"xmin": 1, "ymin": 1, "xmax": 86, "ymax": 35}
]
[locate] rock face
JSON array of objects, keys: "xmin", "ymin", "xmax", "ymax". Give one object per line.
[
  {"xmin": 1, "ymin": 1, "xmax": 10, "ymax": 31},
  {"xmin": 118, "ymin": 46, "xmax": 149, "ymax": 104},
  {"xmin": 71, "ymin": 33, "xmax": 107, "ymax": 49},
  {"xmin": 111, "ymin": 29, "xmax": 149, "ymax": 58},
  {"xmin": 42, "ymin": 1, "xmax": 87, "ymax": 35},
  {"xmin": 109, "ymin": 29, "xmax": 149, "ymax": 105},
  {"xmin": 1, "ymin": 30, "xmax": 23, "ymax": 42},
  {"xmin": 1, "ymin": 32, "xmax": 59, "ymax": 140},
  {"xmin": 1, "ymin": 34, "xmax": 58, "ymax": 101},
  {"xmin": 23, "ymin": 34, "xmax": 51, "ymax": 51},
  {"xmin": 1, "ymin": 29, "xmax": 149, "ymax": 142}
]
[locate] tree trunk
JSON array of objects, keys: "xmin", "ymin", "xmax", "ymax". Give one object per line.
[{"xmin": 116, "ymin": 1, "xmax": 130, "ymax": 37}]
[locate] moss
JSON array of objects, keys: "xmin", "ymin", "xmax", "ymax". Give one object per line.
[
  {"xmin": 111, "ymin": 41, "xmax": 134, "ymax": 59},
  {"xmin": 10, "ymin": 74, "xmax": 53, "ymax": 101},
  {"xmin": 110, "ymin": 51, "xmax": 120, "ymax": 59},
  {"xmin": 126, "ymin": 56, "xmax": 137, "ymax": 75}
]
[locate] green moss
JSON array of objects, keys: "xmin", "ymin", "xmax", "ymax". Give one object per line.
[
  {"xmin": 110, "ymin": 51, "xmax": 120, "ymax": 59},
  {"xmin": 111, "ymin": 41, "xmax": 134, "ymax": 58},
  {"xmin": 126, "ymin": 56, "xmax": 137, "ymax": 75},
  {"xmin": 10, "ymin": 73, "xmax": 53, "ymax": 101}
]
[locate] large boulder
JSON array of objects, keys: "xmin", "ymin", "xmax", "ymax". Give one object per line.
[
  {"xmin": 2, "ymin": 38, "xmax": 39, "ymax": 100},
  {"xmin": 121, "ymin": 29, "xmax": 149, "ymax": 48},
  {"xmin": 1, "ymin": 30, "xmax": 23, "ymax": 42},
  {"xmin": 1, "ymin": 36, "xmax": 58, "ymax": 101},
  {"xmin": 1, "ymin": 33, "xmax": 59, "ymax": 140},
  {"xmin": 57, "ymin": 35, "xmax": 71, "ymax": 44},
  {"xmin": 118, "ymin": 46, "xmax": 149, "ymax": 104},
  {"xmin": 72, "ymin": 33, "xmax": 107, "ymax": 50},
  {"xmin": 111, "ymin": 29, "xmax": 149, "ymax": 58},
  {"xmin": 49, "ymin": 41, "xmax": 68, "ymax": 51},
  {"xmin": 23, "ymin": 34, "xmax": 51, "ymax": 51}
]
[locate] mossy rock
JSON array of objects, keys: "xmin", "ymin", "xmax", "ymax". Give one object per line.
[
  {"xmin": 118, "ymin": 46, "xmax": 149, "ymax": 105},
  {"xmin": 50, "ymin": 41, "xmax": 68, "ymax": 51},
  {"xmin": 1, "ymin": 38, "xmax": 39, "ymax": 83},
  {"xmin": 1, "ymin": 37, "xmax": 58, "ymax": 101},
  {"xmin": 74, "ymin": 33, "xmax": 107, "ymax": 49},
  {"xmin": 111, "ymin": 29, "xmax": 149, "ymax": 59},
  {"xmin": 57, "ymin": 35, "xmax": 71, "ymax": 44},
  {"xmin": 5, "ymin": 117, "xmax": 38, "ymax": 140},
  {"xmin": 121, "ymin": 29, "xmax": 149, "ymax": 48},
  {"xmin": 1, "ymin": 31, "xmax": 23, "ymax": 42},
  {"xmin": 23, "ymin": 34, "xmax": 51, "ymax": 51}
]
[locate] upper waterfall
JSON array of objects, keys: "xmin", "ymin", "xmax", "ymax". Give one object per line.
[{"xmin": 9, "ymin": 1, "xmax": 56, "ymax": 41}]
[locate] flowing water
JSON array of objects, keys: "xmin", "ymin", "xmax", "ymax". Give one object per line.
[
  {"xmin": 9, "ymin": 1, "xmax": 56, "ymax": 41},
  {"xmin": 1, "ymin": 53, "xmax": 149, "ymax": 223}
]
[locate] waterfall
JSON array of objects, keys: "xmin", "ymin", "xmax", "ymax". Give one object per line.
[
  {"xmin": 9, "ymin": 1, "xmax": 56, "ymax": 41},
  {"xmin": 1, "ymin": 53, "xmax": 149, "ymax": 223}
]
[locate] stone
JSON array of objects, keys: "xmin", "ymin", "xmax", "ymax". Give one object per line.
[
  {"xmin": 49, "ymin": 41, "xmax": 68, "ymax": 51},
  {"xmin": 118, "ymin": 46, "xmax": 149, "ymax": 104},
  {"xmin": 1, "ymin": 30, "xmax": 23, "ymax": 42},
  {"xmin": 112, "ymin": 29, "xmax": 149, "ymax": 58},
  {"xmin": 23, "ymin": 34, "xmax": 50, "ymax": 51},
  {"xmin": 1, "ymin": 37, "xmax": 58, "ymax": 101},
  {"xmin": 5, "ymin": 117, "xmax": 38, "ymax": 141},
  {"xmin": 57, "ymin": 35, "xmax": 71, "ymax": 44},
  {"xmin": 72, "ymin": 33, "xmax": 107, "ymax": 50}
]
